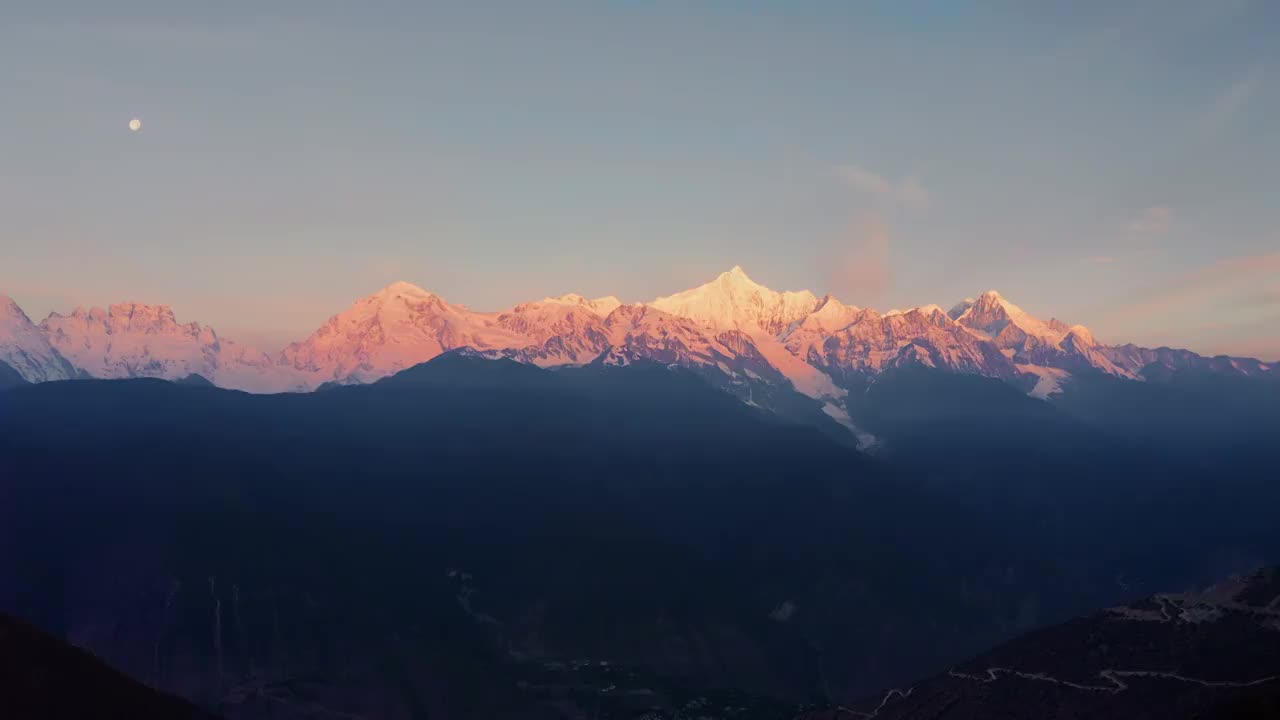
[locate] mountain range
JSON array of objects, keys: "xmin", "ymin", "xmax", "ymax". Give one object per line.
[
  {"xmin": 5, "ymin": 266, "xmax": 1273, "ymax": 459},
  {"xmin": 3, "ymin": 268, "xmax": 1270, "ymax": 446}
]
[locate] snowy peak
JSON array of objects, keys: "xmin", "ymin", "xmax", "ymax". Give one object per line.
[
  {"xmin": 649, "ymin": 266, "xmax": 819, "ymax": 336},
  {"xmin": 7, "ymin": 271, "xmax": 1270, "ymax": 402},
  {"xmin": 1065, "ymin": 324, "xmax": 1095, "ymax": 347},
  {"xmin": 799, "ymin": 302, "xmax": 1019, "ymax": 380},
  {"xmin": 38, "ymin": 301, "xmax": 290, "ymax": 392},
  {"xmin": 793, "ymin": 295, "xmax": 864, "ymax": 334},
  {"xmin": 375, "ymin": 280, "xmax": 435, "ymax": 299},
  {"xmin": 954, "ymin": 290, "xmax": 1067, "ymax": 347},
  {"xmin": 601, "ymin": 303, "xmax": 788, "ymax": 385},
  {"xmin": 0, "ymin": 294, "xmax": 78, "ymax": 383},
  {"xmin": 278, "ymin": 283, "xmax": 526, "ymax": 385},
  {"xmin": 1, "ymin": 294, "xmax": 26, "ymax": 319},
  {"xmin": 537, "ymin": 293, "xmax": 623, "ymax": 317},
  {"xmin": 48, "ymin": 302, "xmax": 200, "ymax": 339}
]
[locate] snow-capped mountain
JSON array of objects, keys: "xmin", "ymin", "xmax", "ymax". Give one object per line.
[
  {"xmin": 0, "ymin": 295, "xmax": 78, "ymax": 383},
  {"xmin": 950, "ymin": 290, "xmax": 1070, "ymax": 348},
  {"xmin": 491, "ymin": 294, "xmax": 617, "ymax": 366},
  {"xmin": 2, "ymin": 269, "xmax": 1272, "ymax": 428},
  {"xmin": 650, "ymin": 266, "xmax": 819, "ymax": 336},
  {"xmin": 598, "ymin": 303, "xmax": 783, "ymax": 381},
  {"xmin": 948, "ymin": 291, "xmax": 1131, "ymax": 379},
  {"xmin": 38, "ymin": 303, "xmax": 302, "ymax": 393},
  {"xmin": 277, "ymin": 281, "xmax": 533, "ymax": 385},
  {"xmin": 276, "ymin": 281, "xmax": 784, "ymax": 392},
  {"xmin": 788, "ymin": 305, "xmax": 1019, "ymax": 381},
  {"xmin": 647, "ymin": 268, "xmax": 845, "ymax": 400}
]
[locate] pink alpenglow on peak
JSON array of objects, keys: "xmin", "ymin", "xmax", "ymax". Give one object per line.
[
  {"xmin": 39, "ymin": 302, "xmax": 298, "ymax": 392},
  {"xmin": 277, "ymin": 282, "xmax": 529, "ymax": 385},
  {"xmin": 0, "ymin": 294, "xmax": 79, "ymax": 382},
  {"xmin": 536, "ymin": 293, "xmax": 624, "ymax": 317},
  {"xmin": 649, "ymin": 266, "xmax": 820, "ymax": 337},
  {"xmin": 1, "ymin": 269, "xmax": 1270, "ymax": 407}
]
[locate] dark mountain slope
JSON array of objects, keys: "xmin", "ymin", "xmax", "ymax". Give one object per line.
[
  {"xmin": 843, "ymin": 366, "xmax": 1280, "ymax": 599},
  {"xmin": 1051, "ymin": 370, "xmax": 1280, "ymax": 459},
  {"xmin": 0, "ymin": 359, "xmax": 27, "ymax": 389},
  {"xmin": 0, "ymin": 609, "xmax": 214, "ymax": 720},
  {"xmin": 1, "ymin": 356, "xmax": 1278, "ymax": 718},
  {"xmin": 0, "ymin": 356, "xmax": 1101, "ymax": 717},
  {"xmin": 823, "ymin": 566, "xmax": 1280, "ymax": 720}
]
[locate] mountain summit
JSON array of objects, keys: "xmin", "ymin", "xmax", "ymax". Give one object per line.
[
  {"xmin": 0, "ymin": 294, "xmax": 78, "ymax": 383},
  {"xmin": 649, "ymin": 266, "xmax": 820, "ymax": 336}
]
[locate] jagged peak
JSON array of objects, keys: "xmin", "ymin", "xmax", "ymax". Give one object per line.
[
  {"xmin": 0, "ymin": 294, "xmax": 29, "ymax": 320},
  {"xmin": 650, "ymin": 266, "xmax": 819, "ymax": 335},
  {"xmin": 43, "ymin": 302, "xmax": 182, "ymax": 326},
  {"xmin": 947, "ymin": 298, "xmax": 975, "ymax": 320},
  {"xmin": 713, "ymin": 265, "xmax": 764, "ymax": 289},
  {"xmin": 108, "ymin": 301, "xmax": 177, "ymax": 316},
  {"xmin": 606, "ymin": 302, "xmax": 673, "ymax": 323},
  {"xmin": 789, "ymin": 294, "xmax": 865, "ymax": 335},
  {"xmin": 885, "ymin": 304, "xmax": 946, "ymax": 318},
  {"xmin": 958, "ymin": 289, "xmax": 1021, "ymax": 318},
  {"xmin": 811, "ymin": 294, "xmax": 860, "ymax": 316},
  {"xmin": 534, "ymin": 293, "xmax": 623, "ymax": 316},
  {"xmin": 959, "ymin": 289, "xmax": 1010, "ymax": 312}
]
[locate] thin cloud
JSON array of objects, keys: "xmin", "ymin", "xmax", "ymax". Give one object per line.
[
  {"xmin": 834, "ymin": 165, "xmax": 930, "ymax": 211},
  {"xmin": 1202, "ymin": 66, "xmax": 1264, "ymax": 134},
  {"xmin": 1088, "ymin": 251, "xmax": 1280, "ymax": 359},
  {"xmin": 1108, "ymin": 252, "xmax": 1280, "ymax": 324},
  {"xmin": 1128, "ymin": 206, "xmax": 1173, "ymax": 239}
]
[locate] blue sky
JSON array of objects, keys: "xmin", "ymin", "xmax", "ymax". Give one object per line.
[{"xmin": 2, "ymin": 1, "xmax": 1277, "ymax": 357}]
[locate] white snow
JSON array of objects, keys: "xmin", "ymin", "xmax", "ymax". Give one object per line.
[
  {"xmin": 0, "ymin": 295, "xmax": 77, "ymax": 382},
  {"xmin": 957, "ymin": 290, "xmax": 1069, "ymax": 345},
  {"xmin": 280, "ymin": 282, "xmax": 534, "ymax": 387},
  {"xmin": 649, "ymin": 266, "xmax": 818, "ymax": 336},
  {"xmin": 40, "ymin": 302, "xmax": 302, "ymax": 392},
  {"xmin": 1016, "ymin": 364, "xmax": 1070, "ymax": 399},
  {"xmin": 822, "ymin": 402, "xmax": 880, "ymax": 450},
  {"xmin": 6, "ymin": 270, "xmax": 1260, "ymax": 405},
  {"xmin": 751, "ymin": 332, "xmax": 844, "ymax": 399},
  {"xmin": 537, "ymin": 293, "xmax": 622, "ymax": 317}
]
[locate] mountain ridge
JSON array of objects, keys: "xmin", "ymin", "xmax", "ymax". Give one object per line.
[{"xmin": 2, "ymin": 270, "xmax": 1271, "ymax": 417}]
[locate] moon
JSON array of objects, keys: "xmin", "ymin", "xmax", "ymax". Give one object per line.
[{"xmin": 129, "ymin": 118, "xmax": 142, "ymax": 132}]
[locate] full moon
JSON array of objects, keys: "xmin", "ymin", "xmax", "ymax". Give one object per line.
[{"xmin": 129, "ymin": 118, "xmax": 142, "ymax": 132}]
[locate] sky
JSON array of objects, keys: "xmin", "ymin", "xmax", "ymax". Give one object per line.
[{"xmin": 2, "ymin": 1, "xmax": 1277, "ymax": 358}]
